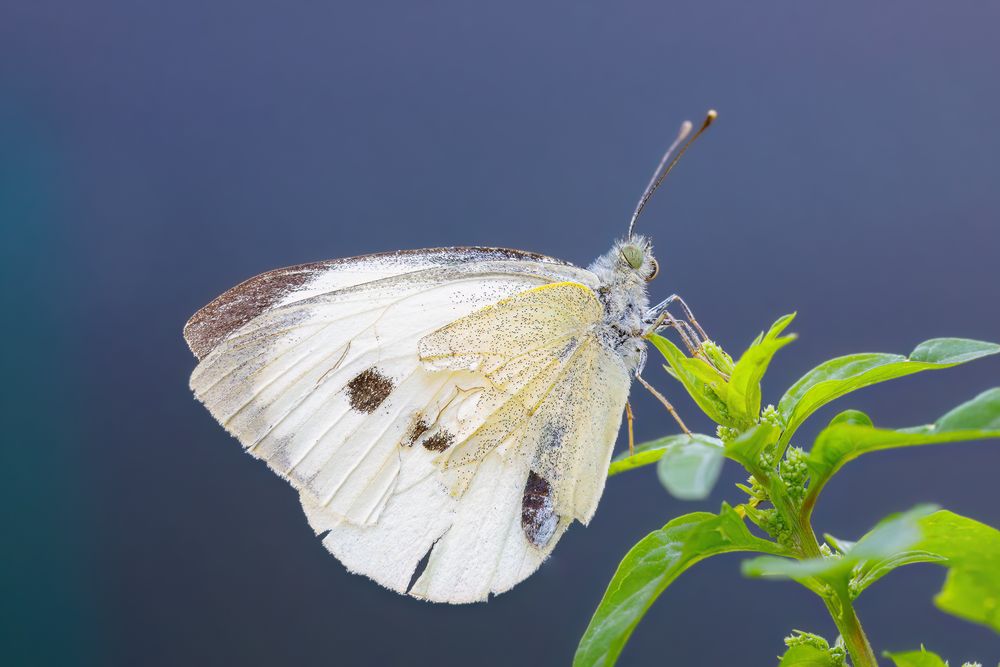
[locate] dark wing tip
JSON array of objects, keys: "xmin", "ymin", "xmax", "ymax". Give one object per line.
[{"xmin": 183, "ymin": 263, "xmax": 322, "ymax": 360}]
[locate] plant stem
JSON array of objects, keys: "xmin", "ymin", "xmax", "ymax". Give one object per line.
[
  {"xmin": 795, "ymin": 507, "xmax": 878, "ymax": 666},
  {"xmin": 822, "ymin": 584, "xmax": 878, "ymax": 667},
  {"xmin": 756, "ymin": 460, "xmax": 879, "ymax": 665}
]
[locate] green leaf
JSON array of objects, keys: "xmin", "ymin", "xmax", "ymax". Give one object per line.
[
  {"xmin": 724, "ymin": 422, "xmax": 781, "ymax": 471},
  {"xmin": 574, "ymin": 505, "xmax": 789, "ymax": 667},
  {"xmin": 607, "ymin": 433, "xmax": 718, "ymax": 476},
  {"xmin": 827, "ymin": 409, "xmax": 873, "ymax": 428},
  {"xmin": 776, "ymin": 338, "xmax": 1000, "ymax": 446},
  {"xmin": 854, "ymin": 510, "xmax": 1000, "ymax": 633},
  {"xmin": 779, "ymin": 644, "xmax": 841, "ymax": 667},
  {"xmin": 741, "ymin": 505, "xmax": 936, "ymax": 582},
  {"xmin": 933, "ymin": 386, "xmax": 1000, "ymax": 431},
  {"xmin": 648, "ymin": 334, "xmax": 732, "ymax": 426},
  {"xmin": 883, "ymin": 648, "xmax": 948, "ymax": 667},
  {"xmin": 607, "ymin": 434, "xmax": 726, "ymax": 500},
  {"xmin": 748, "ymin": 507, "xmax": 1000, "ymax": 634},
  {"xmin": 655, "ymin": 436, "xmax": 725, "ymax": 500},
  {"xmin": 727, "ymin": 313, "xmax": 797, "ymax": 424},
  {"xmin": 806, "ymin": 389, "xmax": 1000, "ymax": 504}
]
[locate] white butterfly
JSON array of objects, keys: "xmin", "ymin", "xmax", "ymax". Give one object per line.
[{"xmin": 184, "ymin": 112, "xmax": 716, "ymax": 603}]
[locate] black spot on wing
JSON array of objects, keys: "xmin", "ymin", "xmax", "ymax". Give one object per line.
[
  {"xmin": 422, "ymin": 430, "xmax": 454, "ymax": 452},
  {"xmin": 404, "ymin": 418, "xmax": 430, "ymax": 447},
  {"xmin": 346, "ymin": 367, "xmax": 394, "ymax": 413},
  {"xmin": 522, "ymin": 471, "xmax": 559, "ymax": 548}
]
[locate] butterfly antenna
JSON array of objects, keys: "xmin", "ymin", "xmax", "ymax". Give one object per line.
[{"xmin": 627, "ymin": 109, "xmax": 718, "ymax": 239}]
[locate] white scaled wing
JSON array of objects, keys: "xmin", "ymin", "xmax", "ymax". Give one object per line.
[{"xmin": 185, "ymin": 248, "xmax": 631, "ymax": 603}]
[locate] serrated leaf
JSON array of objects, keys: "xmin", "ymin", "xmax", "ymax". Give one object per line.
[
  {"xmin": 607, "ymin": 433, "xmax": 719, "ymax": 477},
  {"xmin": 883, "ymin": 648, "xmax": 948, "ymax": 667},
  {"xmin": 776, "ymin": 338, "xmax": 1000, "ymax": 447},
  {"xmin": 806, "ymin": 389, "xmax": 1000, "ymax": 504},
  {"xmin": 727, "ymin": 313, "xmax": 797, "ymax": 423},
  {"xmin": 574, "ymin": 505, "xmax": 790, "ymax": 667},
  {"xmin": 648, "ymin": 334, "xmax": 732, "ymax": 426},
  {"xmin": 854, "ymin": 510, "xmax": 1000, "ymax": 633},
  {"xmin": 779, "ymin": 644, "xmax": 840, "ymax": 666},
  {"xmin": 741, "ymin": 505, "xmax": 937, "ymax": 582},
  {"xmin": 656, "ymin": 436, "xmax": 724, "ymax": 500}
]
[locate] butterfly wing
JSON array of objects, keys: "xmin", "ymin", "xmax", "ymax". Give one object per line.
[
  {"xmin": 186, "ymin": 248, "xmax": 630, "ymax": 602},
  {"xmin": 183, "ymin": 247, "xmax": 576, "ymax": 361},
  {"xmin": 405, "ymin": 282, "xmax": 630, "ymax": 601}
]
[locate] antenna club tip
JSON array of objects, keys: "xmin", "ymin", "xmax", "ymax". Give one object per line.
[{"xmin": 703, "ymin": 109, "xmax": 718, "ymax": 128}]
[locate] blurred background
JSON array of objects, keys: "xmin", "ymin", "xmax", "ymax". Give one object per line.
[{"xmin": 2, "ymin": 1, "xmax": 999, "ymax": 665}]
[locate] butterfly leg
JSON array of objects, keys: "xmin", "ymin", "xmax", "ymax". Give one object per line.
[
  {"xmin": 647, "ymin": 294, "xmax": 710, "ymax": 342},
  {"xmin": 636, "ymin": 373, "xmax": 691, "ymax": 435},
  {"xmin": 646, "ymin": 309, "xmax": 702, "ymax": 356},
  {"xmin": 626, "ymin": 401, "xmax": 635, "ymax": 457}
]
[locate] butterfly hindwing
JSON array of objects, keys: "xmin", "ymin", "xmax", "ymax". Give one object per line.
[{"xmin": 416, "ymin": 282, "xmax": 628, "ymax": 521}]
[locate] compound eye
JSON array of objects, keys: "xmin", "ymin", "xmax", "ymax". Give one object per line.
[
  {"xmin": 621, "ymin": 244, "xmax": 644, "ymax": 269},
  {"xmin": 645, "ymin": 257, "xmax": 659, "ymax": 282}
]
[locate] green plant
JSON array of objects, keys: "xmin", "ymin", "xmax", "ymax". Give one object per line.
[{"xmin": 574, "ymin": 314, "xmax": 1000, "ymax": 667}]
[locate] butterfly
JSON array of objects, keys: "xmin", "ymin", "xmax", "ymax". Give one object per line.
[{"xmin": 184, "ymin": 111, "xmax": 717, "ymax": 603}]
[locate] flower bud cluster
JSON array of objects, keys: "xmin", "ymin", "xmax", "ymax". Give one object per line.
[
  {"xmin": 751, "ymin": 507, "xmax": 793, "ymax": 547},
  {"xmin": 715, "ymin": 424, "xmax": 740, "ymax": 445},
  {"xmin": 761, "ymin": 404, "xmax": 783, "ymax": 429},
  {"xmin": 783, "ymin": 631, "xmax": 846, "ymax": 666},
  {"xmin": 758, "ymin": 446, "xmax": 776, "ymax": 469},
  {"xmin": 779, "ymin": 446, "xmax": 809, "ymax": 504},
  {"xmin": 744, "ymin": 475, "xmax": 768, "ymax": 503}
]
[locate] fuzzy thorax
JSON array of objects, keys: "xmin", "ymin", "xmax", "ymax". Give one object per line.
[{"xmin": 588, "ymin": 235, "xmax": 657, "ymax": 372}]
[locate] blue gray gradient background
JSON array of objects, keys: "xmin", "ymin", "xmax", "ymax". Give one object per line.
[{"xmin": 2, "ymin": 2, "xmax": 999, "ymax": 665}]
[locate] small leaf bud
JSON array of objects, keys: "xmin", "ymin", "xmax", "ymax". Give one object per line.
[{"xmin": 701, "ymin": 340, "xmax": 735, "ymax": 375}]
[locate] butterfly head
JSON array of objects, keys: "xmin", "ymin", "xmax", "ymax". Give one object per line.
[
  {"xmin": 587, "ymin": 235, "xmax": 659, "ymax": 298},
  {"xmin": 618, "ymin": 237, "xmax": 659, "ymax": 282}
]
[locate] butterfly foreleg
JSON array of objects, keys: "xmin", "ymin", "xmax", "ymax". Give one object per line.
[
  {"xmin": 646, "ymin": 293, "xmax": 709, "ymax": 341},
  {"xmin": 646, "ymin": 308, "xmax": 702, "ymax": 355}
]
